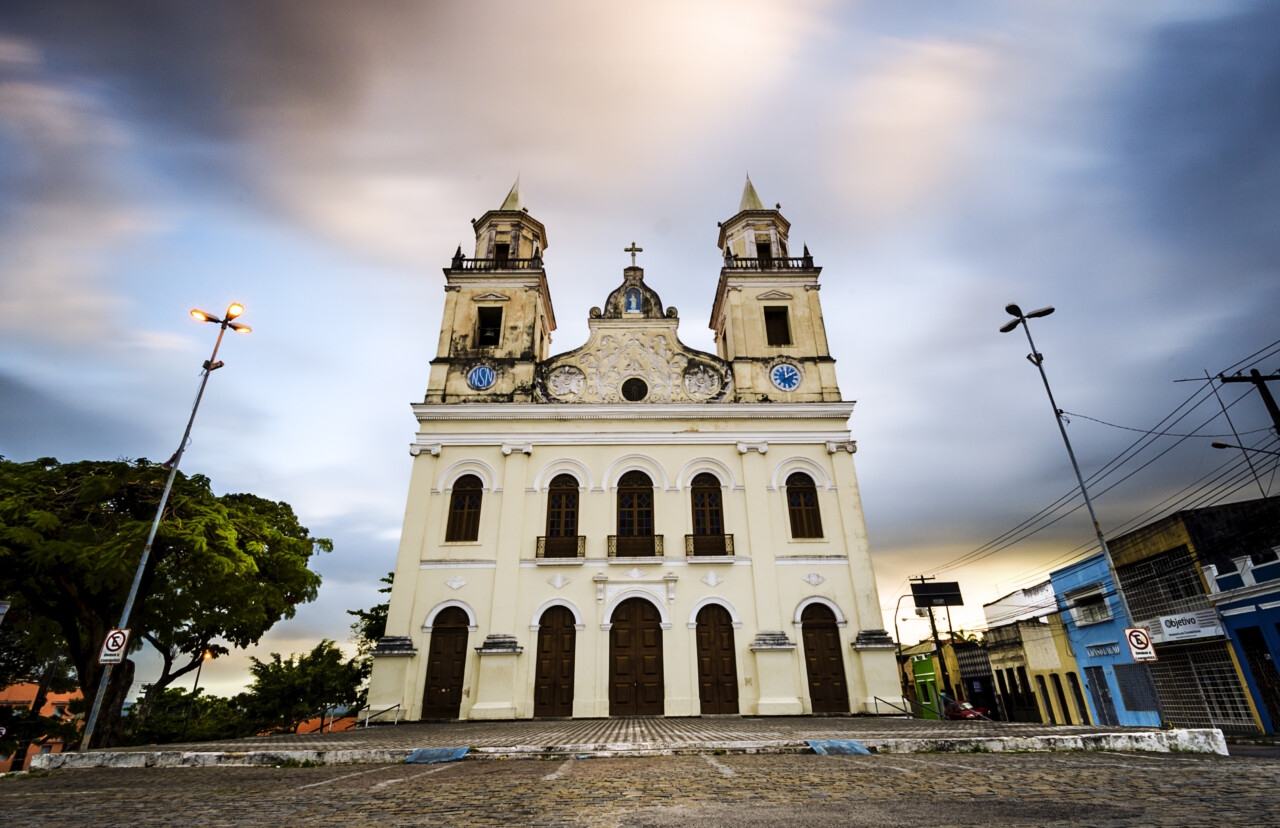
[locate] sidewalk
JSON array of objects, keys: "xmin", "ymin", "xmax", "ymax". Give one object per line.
[{"xmin": 31, "ymin": 716, "xmax": 1227, "ymax": 770}]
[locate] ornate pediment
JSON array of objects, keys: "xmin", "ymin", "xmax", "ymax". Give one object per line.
[
  {"xmin": 756, "ymin": 290, "xmax": 793, "ymax": 300},
  {"xmin": 536, "ymin": 327, "xmax": 733, "ymax": 404},
  {"xmin": 471, "ymin": 292, "xmax": 510, "ymax": 302}
]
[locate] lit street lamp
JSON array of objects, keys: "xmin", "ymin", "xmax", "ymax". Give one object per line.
[
  {"xmin": 180, "ymin": 649, "xmax": 215, "ymax": 741},
  {"xmin": 80, "ymin": 303, "xmax": 251, "ymax": 750},
  {"xmin": 999, "ymin": 303, "xmax": 1136, "ymax": 625}
]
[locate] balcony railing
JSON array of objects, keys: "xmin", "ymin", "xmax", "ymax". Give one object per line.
[
  {"xmin": 723, "ymin": 255, "xmax": 814, "ymax": 270},
  {"xmin": 608, "ymin": 535, "xmax": 664, "ymax": 558},
  {"xmin": 450, "ymin": 255, "xmax": 543, "ymax": 271},
  {"xmin": 536, "ymin": 535, "xmax": 586, "ymax": 560},
  {"xmin": 685, "ymin": 534, "xmax": 734, "ymax": 557}
]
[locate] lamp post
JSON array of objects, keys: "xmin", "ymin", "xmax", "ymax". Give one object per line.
[
  {"xmin": 80, "ymin": 303, "xmax": 251, "ymax": 751},
  {"xmin": 180, "ymin": 649, "xmax": 215, "ymax": 742},
  {"xmin": 999, "ymin": 303, "xmax": 1136, "ymax": 625},
  {"xmin": 1211, "ymin": 440, "xmax": 1280, "ymax": 458}
]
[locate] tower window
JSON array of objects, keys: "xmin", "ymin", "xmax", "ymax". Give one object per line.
[
  {"xmin": 785, "ymin": 472, "xmax": 823, "ymax": 539},
  {"xmin": 476, "ymin": 307, "xmax": 503, "ymax": 347},
  {"xmin": 445, "ymin": 474, "xmax": 484, "ymax": 542},
  {"xmin": 764, "ymin": 307, "xmax": 791, "ymax": 346},
  {"xmin": 617, "ymin": 471, "xmax": 655, "ymax": 539},
  {"xmin": 755, "ymin": 236, "xmax": 773, "ymax": 266},
  {"xmin": 493, "ymin": 242, "xmax": 510, "ymax": 267},
  {"xmin": 621, "ymin": 377, "xmax": 649, "ymax": 401}
]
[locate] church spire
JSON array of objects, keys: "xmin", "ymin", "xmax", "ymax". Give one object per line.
[
  {"xmin": 739, "ymin": 175, "xmax": 764, "ymax": 212},
  {"xmin": 500, "ymin": 176, "xmax": 522, "ymax": 211}
]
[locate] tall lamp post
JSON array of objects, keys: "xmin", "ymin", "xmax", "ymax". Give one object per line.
[
  {"xmin": 180, "ymin": 649, "xmax": 215, "ymax": 741},
  {"xmin": 80, "ymin": 303, "xmax": 251, "ymax": 750},
  {"xmin": 999, "ymin": 303, "xmax": 1136, "ymax": 625},
  {"xmin": 1211, "ymin": 441, "xmax": 1280, "ymax": 458}
]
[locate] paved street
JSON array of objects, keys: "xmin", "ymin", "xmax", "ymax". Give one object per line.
[{"xmin": 5, "ymin": 749, "xmax": 1277, "ymax": 827}]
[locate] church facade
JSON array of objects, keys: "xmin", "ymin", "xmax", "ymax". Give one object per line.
[{"xmin": 367, "ymin": 179, "xmax": 900, "ymax": 719}]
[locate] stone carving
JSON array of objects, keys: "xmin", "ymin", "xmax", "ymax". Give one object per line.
[
  {"xmin": 701, "ymin": 572, "xmax": 724, "ymax": 587},
  {"xmin": 625, "ymin": 567, "xmax": 646, "ymax": 579},
  {"xmin": 547, "ymin": 365, "xmax": 585, "ymax": 399},
  {"xmin": 802, "ymin": 572, "xmax": 825, "ymax": 586},
  {"xmin": 548, "ymin": 574, "xmax": 570, "ymax": 589},
  {"xmin": 683, "ymin": 364, "xmax": 722, "ymax": 399},
  {"xmin": 445, "ymin": 576, "xmax": 467, "ymax": 590}
]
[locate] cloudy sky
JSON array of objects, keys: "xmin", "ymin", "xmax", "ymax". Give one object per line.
[{"xmin": 2, "ymin": 1, "xmax": 1278, "ymax": 696}]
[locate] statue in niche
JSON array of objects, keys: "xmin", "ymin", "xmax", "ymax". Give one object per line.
[{"xmin": 625, "ymin": 287, "xmax": 642, "ymax": 313}]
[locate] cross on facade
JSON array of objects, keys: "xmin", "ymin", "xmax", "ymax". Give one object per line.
[{"xmin": 624, "ymin": 242, "xmax": 643, "ymax": 267}]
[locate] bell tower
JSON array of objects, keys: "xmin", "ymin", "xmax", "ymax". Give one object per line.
[
  {"xmin": 710, "ymin": 177, "xmax": 841, "ymax": 402},
  {"xmin": 425, "ymin": 180, "xmax": 557, "ymax": 403}
]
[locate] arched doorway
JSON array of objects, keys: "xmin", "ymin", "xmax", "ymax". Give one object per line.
[
  {"xmin": 695, "ymin": 604, "xmax": 739, "ymax": 714},
  {"xmin": 422, "ymin": 607, "xmax": 470, "ymax": 719},
  {"xmin": 534, "ymin": 606, "xmax": 577, "ymax": 718},
  {"xmin": 800, "ymin": 603, "xmax": 849, "ymax": 713},
  {"xmin": 609, "ymin": 597, "xmax": 664, "ymax": 715}
]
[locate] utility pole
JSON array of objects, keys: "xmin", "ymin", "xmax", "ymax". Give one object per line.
[
  {"xmin": 1219, "ymin": 369, "xmax": 1280, "ymax": 435},
  {"xmin": 910, "ymin": 575, "xmax": 952, "ymax": 710}
]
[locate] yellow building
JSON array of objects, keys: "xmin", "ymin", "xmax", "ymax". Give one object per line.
[{"xmin": 366, "ymin": 179, "xmax": 901, "ymax": 720}]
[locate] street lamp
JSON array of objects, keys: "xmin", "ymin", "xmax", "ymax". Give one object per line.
[
  {"xmin": 999, "ymin": 303, "xmax": 1136, "ymax": 625},
  {"xmin": 1211, "ymin": 440, "xmax": 1280, "ymax": 457},
  {"xmin": 80, "ymin": 303, "xmax": 251, "ymax": 750},
  {"xmin": 180, "ymin": 649, "xmax": 215, "ymax": 741}
]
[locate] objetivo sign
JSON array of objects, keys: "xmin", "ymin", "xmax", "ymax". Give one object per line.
[{"xmin": 1148, "ymin": 609, "xmax": 1224, "ymax": 644}]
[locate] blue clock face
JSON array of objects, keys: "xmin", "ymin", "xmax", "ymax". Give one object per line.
[
  {"xmin": 770, "ymin": 363, "xmax": 801, "ymax": 391},
  {"xmin": 468, "ymin": 365, "xmax": 496, "ymax": 390}
]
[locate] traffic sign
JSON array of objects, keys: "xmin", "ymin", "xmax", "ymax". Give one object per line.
[
  {"xmin": 1125, "ymin": 627, "xmax": 1157, "ymax": 663},
  {"xmin": 99, "ymin": 628, "xmax": 131, "ymax": 664}
]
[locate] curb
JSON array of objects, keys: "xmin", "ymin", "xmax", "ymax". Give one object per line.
[{"xmin": 30, "ymin": 728, "xmax": 1226, "ymax": 770}]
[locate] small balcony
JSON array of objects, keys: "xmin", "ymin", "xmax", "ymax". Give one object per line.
[
  {"xmin": 722, "ymin": 255, "xmax": 814, "ymax": 271},
  {"xmin": 685, "ymin": 534, "xmax": 734, "ymax": 558},
  {"xmin": 536, "ymin": 535, "xmax": 586, "ymax": 561},
  {"xmin": 449, "ymin": 255, "xmax": 543, "ymax": 272},
  {"xmin": 608, "ymin": 535, "xmax": 664, "ymax": 558}
]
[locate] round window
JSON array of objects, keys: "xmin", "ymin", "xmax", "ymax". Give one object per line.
[{"xmin": 621, "ymin": 377, "xmax": 648, "ymax": 401}]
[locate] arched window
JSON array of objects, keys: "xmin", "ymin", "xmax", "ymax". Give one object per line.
[
  {"xmin": 543, "ymin": 474, "xmax": 580, "ymax": 558},
  {"xmin": 445, "ymin": 474, "xmax": 483, "ymax": 542},
  {"xmin": 785, "ymin": 472, "xmax": 822, "ymax": 539},
  {"xmin": 689, "ymin": 472, "xmax": 727, "ymax": 556},
  {"xmin": 616, "ymin": 470, "xmax": 655, "ymax": 556}
]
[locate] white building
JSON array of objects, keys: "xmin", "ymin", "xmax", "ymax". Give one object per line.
[{"xmin": 367, "ymin": 179, "xmax": 900, "ymax": 719}]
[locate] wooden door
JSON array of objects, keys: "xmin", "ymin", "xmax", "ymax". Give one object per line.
[
  {"xmin": 421, "ymin": 608, "xmax": 468, "ymax": 719},
  {"xmin": 801, "ymin": 604, "xmax": 849, "ymax": 713},
  {"xmin": 609, "ymin": 598, "xmax": 665, "ymax": 716},
  {"xmin": 696, "ymin": 604, "xmax": 739, "ymax": 714},
  {"xmin": 534, "ymin": 606, "xmax": 576, "ymax": 718}
]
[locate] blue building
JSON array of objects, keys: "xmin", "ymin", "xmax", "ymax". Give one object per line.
[
  {"xmin": 1050, "ymin": 555, "xmax": 1161, "ymax": 727},
  {"xmin": 1206, "ymin": 550, "xmax": 1280, "ymax": 733}
]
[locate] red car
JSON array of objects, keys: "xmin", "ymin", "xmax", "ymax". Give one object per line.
[{"xmin": 944, "ymin": 700, "xmax": 990, "ymax": 720}]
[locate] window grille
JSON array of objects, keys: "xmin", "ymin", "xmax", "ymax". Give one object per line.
[
  {"xmin": 1114, "ymin": 664, "xmax": 1160, "ymax": 712},
  {"xmin": 1144, "ymin": 642, "xmax": 1257, "ymax": 734},
  {"xmin": 1116, "ymin": 545, "xmax": 1210, "ymax": 621}
]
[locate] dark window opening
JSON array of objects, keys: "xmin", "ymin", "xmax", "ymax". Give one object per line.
[
  {"xmin": 476, "ymin": 307, "xmax": 502, "ymax": 347},
  {"xmin": 764, "ymin": 306, "xmax": 791, "ymax": 346},
  {"xmin": 690, "ymin": 473, "xmax": 724, "ymax": 536},
  {"xmin": 786, "ymin": 472, "xmax": 823, "ymax": 538},
  {"xmin": 621, "ymin": 377, "xmax": 648, "ymax": 401},
  {"xmin": 755, "ymin": 236, "xmax": 773, "ymax": 266},
  {"xmin": 493, "ymin": 242, "xmax": 510, "ymax": 267},
  {"xmin": 445, "ymin": 474, "xmax": 483, "ymax": 542}
]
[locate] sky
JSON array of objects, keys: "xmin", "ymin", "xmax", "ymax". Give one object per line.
[{"xmin": 2, "ymin": 1, "xmax": 1279, "ymax": 698}]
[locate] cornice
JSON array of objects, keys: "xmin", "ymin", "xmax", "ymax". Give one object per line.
[{"xmin": 410, "ymin": 401, "xmax": 856, "ymax": 422}]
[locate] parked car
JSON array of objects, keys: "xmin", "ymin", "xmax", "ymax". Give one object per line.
[{"xmin": 944, "ymin": 699, "xmax": 989, "ymax": 721}]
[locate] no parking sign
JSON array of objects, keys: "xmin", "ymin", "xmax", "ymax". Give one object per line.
[
  {"xmin": 1125, "ymin": 627, "xmax": 1157, "ymax": 663},
  {"xmin": 99, "ymin": 629, "xmax": 131, "ymax": 664}
]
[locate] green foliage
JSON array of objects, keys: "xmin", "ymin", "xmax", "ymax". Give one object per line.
[
  {"xmin": 122, "ymin": 687, "xmax": 254, "ymax": 745},
  {"xmin": 0, "ymin": 457, "xmax": 329, "ymax": 747},
  {"xmin": 240, "ymin": 640, "xmax": 369, "ymax": 735},
  {"xmin": 347, "ymin": 572, "xmax": 393, "ymax": 656}
]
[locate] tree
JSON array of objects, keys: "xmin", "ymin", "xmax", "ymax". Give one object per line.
[
  {"xmin": 347, "ymin": 571, "xmax": 392, "ymax": 656},
  {"xmin": 0, "ymin": 599, "xmax": 78, "ymax": 766},
  {"xmin": 239, "ymin": 640, "xmax": 369, "ymax": 734},
  {"xmin": 0, "ymin": 458, "xmax": 329, "ymax": 747},
  {"xmin": 123, "ymin": 687, "xmax": 253, "ymax": 746}
]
